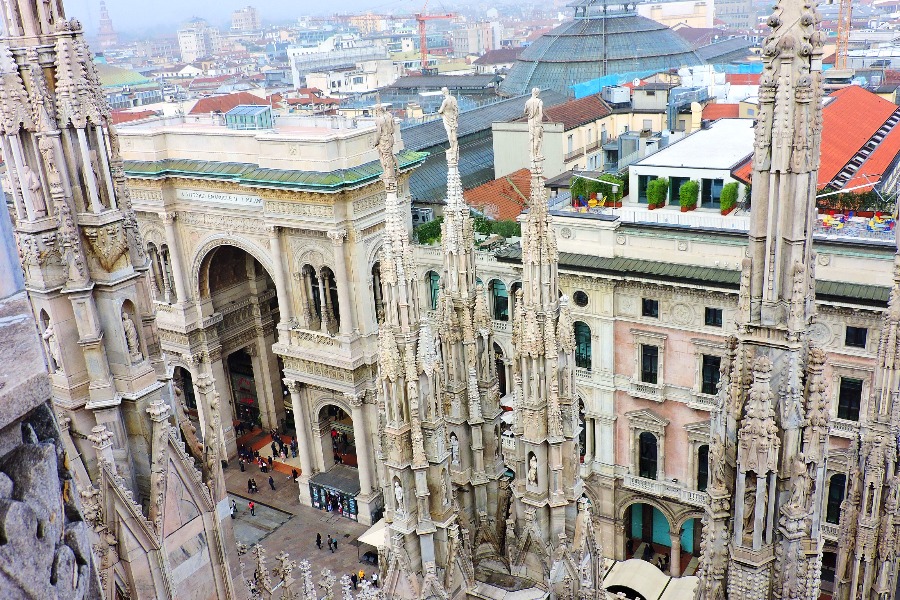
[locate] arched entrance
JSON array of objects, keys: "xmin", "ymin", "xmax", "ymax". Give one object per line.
[
  {"xmin": 624, "ymin": 502, "xmax": 674, "ymax": 572},
  {"xmin": 196, "ymin": 242, "xmax": 286, "ymax": 445},
  {"xmin": 308, "ymin": 402, "xmax": 364, "ymax": 521}
]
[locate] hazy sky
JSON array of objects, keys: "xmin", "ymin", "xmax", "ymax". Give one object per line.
[{"xmin": 64, "ymin": 0, "xmax": 469, "ymax": 36}]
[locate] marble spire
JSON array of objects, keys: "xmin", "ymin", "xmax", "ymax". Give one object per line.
[
  {"xmin": 833, "ymin": 214, "xmax": 900, "ymax": 599},
  {"xmin": 374, "ymin": 104, "xmax": 469, "ymax": 599},
  {"xmin": 507, "ymin": 87, "xmax": 582, "ymax": 584},
  {"xmin": 694, "ymin": 0, "xmax": 830, "ymax": 598},
  {"xmin": 435, "ymin": 87, "xmax": 506, "ymax": 568}
]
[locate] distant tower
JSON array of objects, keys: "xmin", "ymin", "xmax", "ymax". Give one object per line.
[
  {"xmin": 832, "ymin": 222, "xmax": 900, "ymax": 597},
  {"xmin": 0, "ymin": 1, "xmax": 240, "ymax": 597},
  {"xmin": 96, "ymin": 1, "xmax": 117, "ymax": 49},
  {"xmin": 694, "ymin": 0, "xmax": 830, "ymax": 598},
  {"xmin": 373, "ymin": 103, "xmax": 474, "ymax": 599},
  {"xmin": 507, "ymin": 86, "xmax": 583, "ymax": 583}
]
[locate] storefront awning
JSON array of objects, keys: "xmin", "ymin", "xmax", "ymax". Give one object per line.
[{"xmin": 357, "ymin": 518, "xmax": 388, "ymax": 550}]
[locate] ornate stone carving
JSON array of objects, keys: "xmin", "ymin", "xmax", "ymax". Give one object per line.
[{"xmin": 82, "ymin": 222, "xmax": 129, "ymax": 272}]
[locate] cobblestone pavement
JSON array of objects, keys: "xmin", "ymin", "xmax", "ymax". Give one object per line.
[{"xmin": 224, "ymin": 461, "xmax": 376, "ymax": 586}]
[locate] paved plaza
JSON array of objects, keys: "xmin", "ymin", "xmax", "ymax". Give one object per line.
[{"xmin": 224, "ymin": 461, "xmax": 377, "ymax": 586}]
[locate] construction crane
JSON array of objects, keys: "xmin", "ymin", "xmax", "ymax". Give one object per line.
[
  {"xmin": 833, "ymin": 0, "xmax": 852, "ymax": 70},
  {"xmin": 413, "ymin": 1, "xmax": 455, "ymax": 74}
]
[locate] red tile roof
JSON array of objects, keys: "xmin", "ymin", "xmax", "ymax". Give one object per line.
[
  {"xmin": 732, "ymin": 86, "xmax": 900, "ymax": 192},
  {"xmin": 725, "ymin": 73, "xmax": 760, "ymax": 85},
  {"xmin": 110, "ymin": 109, "xmax": 157, "ymax": 124},
  {"xmin": 189, "ymin": 92, "xmax": 267, "ymax": 115},
  {"xmin": 702, "ymin": 103, "xmax": 740, "ymax": 120},
  {"xmin": 463, "ymin": 168, "xmax": 531, "ymax": 221},
  {"xmin": 518, "ymin": 94, "xmax": 612, "ymax": 131}
]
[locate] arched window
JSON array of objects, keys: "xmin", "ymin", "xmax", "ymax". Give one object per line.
[
  {"xmin": 697, "ymin": 444, "xmax": 709, "ymax": 492},
  {"xmin": 574, "ymin": 321, "xmax": 592, "ymax": 370},
  {"xmin": 427, "ymin": 271, "xmax": 440, "ymax": 310},
  {"xmin": 639, "ymin": 432, "xmax": 658, "ymax": 480},
  {"xmin": 489, "ymin": 280, "xmax": 509, "ymax": 321},
  {"xmin": 827, "ymin": 474, "xmax": 847, "ymax": 524}
]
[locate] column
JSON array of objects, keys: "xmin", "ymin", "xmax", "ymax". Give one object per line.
[
  {"xmin": 94, "ymin": 127, "xmax": 118, "ymax": 210},
  {"xmin": 286, "ymin": 382, "xmax": 315, "ymax": 476},
  {"xmin": 246, "ymin": 343, "xmax": 276, "ymax": 430},
  {"xmin": 669, "ymin": 531, "xmax": 681, "ymax": 577},
  {"xmin": 317, "ymin": 271, "xmax": 328, "ymax": 333},
  {"xmin": 594, "ymin": 417, "xmax": 605, "ymax": 466},
  {"xmin": 267, "ymin": 226, "xmax": 294, "ymax": 325},
  {"xmin": 328, "ymin": 230, "xmax": 355, "ymax": 335},
  {"xmin": 1, "ymin": 137, "xmax": 26, "ymax": 221},
  {"xmin": 161, "ymin": 213, "xmax": 189, "ymax": 303},
  {"xmin": 346, "ymin": 392, "xmax": 373, "ymax": 497},
  {"xmin": 75, "ymin": 128, "xmax": 103, "ymax": 213},
  {"xmin": 8, "ymin": 135, "xmax": 36, "ymax": 219},
  {"xmin": 583, "ymin": 416, "xmax": 594, "ymax": 464}
]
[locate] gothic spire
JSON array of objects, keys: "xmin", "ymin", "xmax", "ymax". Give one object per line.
[
  {"xmin": 695, "ymin": 0, "xmax": 829, "ymax": 597},
  {"xmin": 508, "ymin": 87, "xmax": 581, "ymax": 583}
]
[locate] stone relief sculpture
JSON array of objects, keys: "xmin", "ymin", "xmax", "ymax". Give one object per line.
[{"xmin": 21, "ymin": 164, "xmax": 47, "ymax": 217}]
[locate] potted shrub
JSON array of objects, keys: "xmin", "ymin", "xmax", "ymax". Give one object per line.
[
  {"xmin": 646, "ymin": 177, "xmax": 668, "ymax": 209},
  {"xmin": 720, "ymin": 182, "xmax": 739, "ymax": 216},
  {"xmin": 679, "ymin": 180, "xmax": 699, "ymax": 212},
  {"xmin": 599, "ymin": 173, "xmax": 624, "ymax": 207}
]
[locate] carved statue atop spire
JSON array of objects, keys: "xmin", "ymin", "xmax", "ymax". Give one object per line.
[
  {"xmin": 524, "ymin": 88, "xmax": 544, "ymax": 163},
  {"xmin": 438, "ymin": 87, "xmax": 459, "ymax": 164}
]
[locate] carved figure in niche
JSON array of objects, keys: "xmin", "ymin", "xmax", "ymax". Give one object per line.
[
  {"xmin": 122, "ymin": 311, "xmax": 142, "ymax": 361},
  {"xmin": 88, "ymin": 150, "xmax": 104, "ymax": 204},
  {"xmin": 787, "ymin": 455, "xmax": 812, "ymax": 510},
  {"xmin": 21, "ymin": 164, "xmax": 47, "ymax": 217},
  {"xmin": 450, "ymin": 432, "xmax": 460, "ymax": 466},
  {"xmin": 42, "ymin": 323, "xmax": 61, "ymax": 371},
  {"xmin": 394, "ymin": 479, "xmax": 405, "ymax": 516},
  {"xmin": 438, "ymin": 87, "xmax": 459, "ymax": 159},
  {"xmin": 742, "ymin": 473, "xmax": 757, "ymax": 544},
  {"xmin": 441, "ymin": 474, "xmax": 450, "ymax": 506},
  {"xmin": 527, "ymin": 453, "xmax": 538, "ymax": 485},
  {"xmin": 524, "ymin": 87, "xmax": 544, "ymax": 160},
  {"xmin": 709, "ymin": 434, "xmax": 727, "ymax": 492}
]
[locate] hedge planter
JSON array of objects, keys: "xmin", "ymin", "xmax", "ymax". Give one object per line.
[
  {"xmin": 720, "ymin": 182, "xmax": 739, "ymax": 216},
  {"xmin": 721, "ymin": 205, "xmax": 736, "ymax": 216},
  {"xmin": 678, "ymin": 180, "xmax": 700, "ymax": 213}
]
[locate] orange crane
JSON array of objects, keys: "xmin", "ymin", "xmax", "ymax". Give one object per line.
[
  {"xmin": 834, "ymin": 0, "xmax": 852, "ymax": 70},
  {"xmin": 413, "ymin": 1, "xmax": 455, "ymax": 73}
]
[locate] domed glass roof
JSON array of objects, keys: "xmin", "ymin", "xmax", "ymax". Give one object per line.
[{"xmin": 499, "ymin": 1, "xmax": 703, "ymax": 97}]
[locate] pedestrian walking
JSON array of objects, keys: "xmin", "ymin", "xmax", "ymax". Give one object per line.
[
  {"xmin": 249, "ymin": 501, "xmax": 255, "ymax": 516},
  {"xmin": 247, "ymin": 478, "xmax": 253, "ymax": 494},
  {"xmin": 327, "ymin": 535, "xmax": 334, "ymax": 553},
  {"xmin": 271, "ymin": 442, "xmax": 277, "ymax": 457},
  {"xmin": 332, "ymin": 538, "xmax": 338, "ymax": 551},
  {"xmin": 358, "ymin": 569, "xmax": 365, "ymax": 584},
  {"xmin": 239, "ymin": 458, "xmax": 245, "ymax": 472},
  {"xmin": 229, "ymin": 500, "xmax": 236, "ymax": 519},
  {"xmin": 316, "ymin": 533, "xmax": 322, "ymax": 550},
  {"xmin": 292, "ymin": 468, "xmax": 298, "ymax": 482},
  {"xmin": 350, "ymin": 573, "xmax": 358, "ymax": 589},
  {"xmin": 371, "ymin": 573, "xmax": 378, "ymax": 588},
  {"xmin": 269, "ymin": 475, "xmax": 275, "ymax": 491}
]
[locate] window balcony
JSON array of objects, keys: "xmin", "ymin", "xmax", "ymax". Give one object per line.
[
  {"xmin": 688, "ymin": 391, "xmax": 721, "ymax": 412},
  {"xmin": 623, "ymin": 474, "xmax": 709, "ymax": 508},
  {"xmin": 829, "ymin": 418, "xmax": 860, "ymax": 439},
  {"xmin": 631, "ymin": 380, "xmax": 663, "ymax": 402}
]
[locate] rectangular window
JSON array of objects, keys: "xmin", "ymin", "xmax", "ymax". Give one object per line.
[
  {"xmin": 642, "ymin": 118, "xmax": 653, "ymax": 130},
  {"xmin": 567, "ymin": 134, "xmax": 574, "ymax": 153},
  {"xmin": 704, "ymin": 307, "xmax": 723, "ymax": 327},
  {"xmin": 845, "ymin": 326, "xmax": 868, "ymax": 349},
  {"xmin": 642, "ymin": 298, "xmax": 659, "ymax": 318},
  {"xmin": 700, "ymin": 178, "xmax": 724, "ymax": 209},
  {"xmin": 640, "ymin": 344, "xmax": 659, "ymax": 384},
  {"xmin": 837, "ymin": 377, "xmax": 863, "ymax": 421},
  {"xmin": 701, "ymin": 355, "xmax": 722, "ymax": 395}
]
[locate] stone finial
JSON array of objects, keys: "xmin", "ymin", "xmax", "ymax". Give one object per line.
[{"xmin": 146, "ymin": 398, "xmax": 170, "ymax": 422}]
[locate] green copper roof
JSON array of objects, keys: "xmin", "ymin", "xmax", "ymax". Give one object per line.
[
  {"xmin": 94, "ymin": 63, "xmax": 156, "ymax": 89},
  {"xmin": 496, "ymin": 246, "xmax": 891, "ymax": 306},
  {"xmin": 123, "ymin": 149, "xmax": 428, "ymax": 192}
]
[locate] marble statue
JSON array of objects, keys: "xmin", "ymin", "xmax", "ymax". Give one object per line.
[
  {"xmin": 42, "ymin": 323, "xmax": 61, "ymax": 371},
  {"xmin": 22, "ymin": 164, "xmax": 47, "ymax": 217},
  {"xmin": 374, "ymin": 104, "xmax": 398, "ymax": 184},
  {"xmin": 527, "ymin": 454, "xmax": 538, "ymax": 485},
  {"xmin": 450, "ymin": 432, "xmax": 460, "ymax": 466},
  {"xmin": 524, "ymin": 87, "xmax": 544, "ymax": 160},
  {"xmin": 122, "ymin": 311, "xmax": 141, "ymax": 360},
  {"xmin": 394, "ymin": 480, "xmax": 405, "ymax": 516},
  {"xmin": 438, "ymin": 87, "xmax": 459, "ymax": 161}
]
